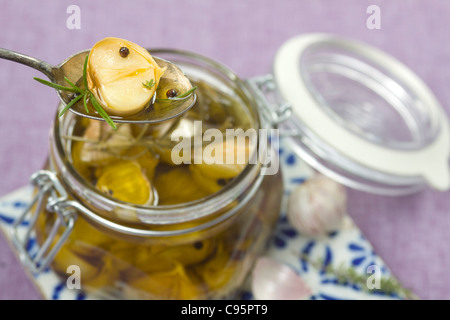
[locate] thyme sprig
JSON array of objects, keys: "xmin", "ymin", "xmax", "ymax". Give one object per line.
[
  {"xmin": 299, "ymin": 253, "xmax": 418, "ymax": 300},
  {"xmin": 142, "ymin": 79, "xmax": 155, "ymax": 89},
  {"xmin": 34, "ymin": 55, "xmax": 117, "ymax": 130}
]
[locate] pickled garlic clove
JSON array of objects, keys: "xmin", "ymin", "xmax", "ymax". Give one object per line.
[
  {"xmin": 153, "ymin": 166, "xmax": 209, "ymax": 205},
  {"xmin": 252, "ymin": 257, "xmax": 312, "ymax": 300},
  {"xmin": 70, "ymin": 217, "xmax": 112, "ymax": 248},
  {"xmin": 78, "ymin": 120, "xmax": 134, "ymax": 166},
  {"xmin": 52, "ymin": 241, "xmax": 120, "ymax": 289},
  {"xmin": 87, "ymin": 37, "xmax": 166, "ymax": 116},
  {"xmin": 153, "ymin": 118, "xmax": 201, "ymax": 166},
  {"xmin": 191, "ymin": 136, "xmax": 251, "ymax": 181},
  {"xmin": 127, "ymin": 261, "xmax": 203, "ymax": 299},
  {"xmin": 194, "ymin": 81, "xmax": 228, "ymax": 124},
  {"xmin": 154, "ymin": 239, "xmax": 216, "ymax": 267},
  {"xmin": 52, "ymin": 245, "xmax": 103, "ymax": 282},
  {"xmin": 95, "ymin": 160, "xmax": 153, "ymax": 205},
  {"xmin": 131, "ymin": 146, "xmax": 160, "ymax": 181},
  {"xmin": 189, "ymin": 165, "xmax": 223, "ymax": 194},
  {"xmin": 71, "ymin": 140, "xmax": 93, "ymax": 180},
  {"xmin": 193, "ymin": 241, "xmax": 236, "ymax": 292},
  {"xmin": 287, "ymin": 174, "xmax": 347, "ymax": 237},
  {"xmin": 110, "ymin": 243, "xmax": 175, "ymax": 274}
]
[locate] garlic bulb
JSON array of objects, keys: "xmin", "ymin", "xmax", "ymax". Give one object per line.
[
  {"xmin": 87, "ymin": 37, "xmax": 166, "ymax": 116},
  {"xmin": 287, "ymin": 174, "xmax": 347, "ymax": 237},
  {"xmin": 252, "ymin": 257, "xmax": 311, "ymax": 300}
]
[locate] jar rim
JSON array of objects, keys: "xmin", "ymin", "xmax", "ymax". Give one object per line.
[{"xmin": 50, "ymin": 49, "xmax": 268, "ymax": 228}]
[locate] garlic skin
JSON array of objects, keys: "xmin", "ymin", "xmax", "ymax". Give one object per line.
[
  {"xmin": 252, "ymin": 257, "xmax": 311, "ymax": 300},
  {"xmin": 287, "ymin": 174, "xmax": 347, "ymax": 237},
  {"xmin": 87, "ymin": 37, "xmax": 166, "ymax": 116}
]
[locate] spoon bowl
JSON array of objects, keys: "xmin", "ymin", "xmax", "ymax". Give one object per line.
[{"xmin": 0, "ymin": 48, "xmax": 196, "ymax": 124}]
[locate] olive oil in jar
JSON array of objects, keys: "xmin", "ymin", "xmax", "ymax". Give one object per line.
[{"xmin": 33, "ymin": 77, "xmax": 282, "ymax": 299}]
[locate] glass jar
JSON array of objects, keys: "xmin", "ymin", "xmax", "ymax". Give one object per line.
[
  {"xmin": 12, "ymin": 33, "xmax": 450, "ymax": 300},
  {"xmin": 13, "ymin": 49, "xmax": 283, "ymax": 299}
]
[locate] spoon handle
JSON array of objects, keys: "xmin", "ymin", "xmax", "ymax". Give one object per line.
[{"xmin": 0, "ymin": 48, "xmax": 54, "ymax": 80}]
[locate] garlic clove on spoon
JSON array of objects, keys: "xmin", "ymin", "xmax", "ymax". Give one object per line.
[
  {"xmin": 287, "ymin": 174, "xmax": 347, "ymax": 237},
  {"xmin": 87, "ymin": 37, "xmax": 166, "ymax": 116}
]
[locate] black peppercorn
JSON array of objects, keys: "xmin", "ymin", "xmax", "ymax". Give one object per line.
[
  {"xmin": 217, "ymin": 178, "xmax": 227, "ymax": 186},
  {"xmin": 166, "ymin": 89, "xmax": 178, "ymax": 98},
  {"xmin": 193, "ymin": 241, "xmax": 204, "ymax": 250},
  {"xmin": 119, "ymin": 47, "xmax": 130, "ymax": 58}
]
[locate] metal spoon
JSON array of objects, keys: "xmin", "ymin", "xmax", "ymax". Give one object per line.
[{"xmin": 0, "ymin": 48, "xmax": 196, "ymax": 124}]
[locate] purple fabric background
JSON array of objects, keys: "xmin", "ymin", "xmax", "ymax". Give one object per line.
[{"xmin": 0, "ymin": 0, "xmax": 449, "ymax": 300}]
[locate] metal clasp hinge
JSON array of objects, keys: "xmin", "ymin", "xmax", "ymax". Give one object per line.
[
  {"xmin": 246, "ymin": 74, "xmax": 293, "ymax": 127},
  {"xmin": 11, "ymin": 170, "xmax": 78, "ymax": 274}
]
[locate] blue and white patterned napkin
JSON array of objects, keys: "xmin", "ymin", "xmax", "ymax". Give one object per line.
[{"xmin": 0, "ymin": 139, "xmax": 403, "ymax": 300}]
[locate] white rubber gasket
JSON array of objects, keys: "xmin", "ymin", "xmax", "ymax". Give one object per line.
[{"xmin": 274, "ymin": 34, "xmax": 450, "ymax": 190}]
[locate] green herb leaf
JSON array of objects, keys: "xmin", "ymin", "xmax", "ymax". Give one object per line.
[
  {"xmin": 83, "ymin": 93, "xmax": 89, "ymax": 114},
  {"xmin": 58, "ymin": 94, "xmax": 84, "ymax": 117},
  {"xmin": 34, "ymin": 77, "xmax": 81, "ymax": 93},
  {"xmin": 155, "ymin": 86, "xmax": 197, "ymax": 102},
  {"xmin": 64, "ymin": 77, "xmax": 83, "ymax": 93},
  {"xmin": 177, "ymin": 86, "xmax": 197, "ymax": 98},
  {"xmin": 142, "ymin": 79, "xmax": 155, "ymax": 89},
  {"xmin": 83, "ymin": 54, "xmax": 89, "ymax": 90}
]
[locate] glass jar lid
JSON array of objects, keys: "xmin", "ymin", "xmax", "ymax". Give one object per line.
[{"xmin": 273, "ymin": 33, "xmax": 450, "ymax": 195}]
